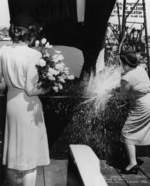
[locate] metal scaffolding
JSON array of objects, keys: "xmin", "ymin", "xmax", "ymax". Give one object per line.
[{"xmin": 106, "ymin": 0, "xmax": 150, "ymax": 74}]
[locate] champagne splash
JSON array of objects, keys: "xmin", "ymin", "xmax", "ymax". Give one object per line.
[{"xmin": 84, "ymin": 65, "xmax": 121, "ymax": 113}]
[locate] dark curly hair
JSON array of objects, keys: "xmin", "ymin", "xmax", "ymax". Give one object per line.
[
  {"xmin": 9, "ymin": 14, "xmax": 43, "ymax": 46},
  {"xmin": 9, "ymin": 24, "xmax": 43, "ymax": 46},
  {"xmin": 120, "ymin": 52, "xmax": 140, "ymax": 68}
]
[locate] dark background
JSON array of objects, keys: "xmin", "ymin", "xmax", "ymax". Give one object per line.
[{"xmin": 8, "ymin": 0, "xmax": 116, "ymax": 75}]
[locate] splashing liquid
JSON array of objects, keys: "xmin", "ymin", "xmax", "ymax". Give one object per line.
[{"xmin": 84, "ymin": 65, "xmax": 122, "ymax": 113}]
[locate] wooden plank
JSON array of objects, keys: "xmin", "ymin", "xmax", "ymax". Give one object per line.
[
  {"xmin": 69, "ymin": 144, "xmax": 108, "ymax": 186},
  {"xmin": 100, "ymin": 160, "xmax": 127, "ymax": 186},
  {"xmin": 44, "ymin": 160, "xmax": 68, "ymax": 186},
  {"xmin": 138, "ymin": 157, "xmax": 150, "ymax": 180},
  {"xmin": 119, "ymin": 157, "xmax": 150, "ymax": 186},
  {"xmin": 120, "ymin": 174, "xmax": 150, "ymax": 186},
  {"xmin": 101, "ymin": 158, "xmax": 150, "ymax": 186}
]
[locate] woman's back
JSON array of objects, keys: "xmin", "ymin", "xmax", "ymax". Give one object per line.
[
  {"xmin": 0, "ymin": 45, "xmax": 41, "ymax": 90},
  {"xmin": 122, "ymin": 65, "xmax": 150, "ymax": 94},
  {"xmin": 2, "ymin": 44, "xmax": 50, "ymax": 172}
]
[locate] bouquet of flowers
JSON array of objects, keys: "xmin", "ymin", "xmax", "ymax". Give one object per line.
[{"xmin": 35, "ymin": 38, "xmax": 75, "ymax": 93}]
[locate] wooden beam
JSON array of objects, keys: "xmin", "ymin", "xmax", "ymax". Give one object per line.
[{"xmin": 69, "ymin": 144, "xmax": 108, "ymax": 186}]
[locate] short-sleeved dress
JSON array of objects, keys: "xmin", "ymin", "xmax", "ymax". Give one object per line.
[
  {"xmin": 121, "ymin": 65, "xmax": 150, "ymax": 145},
  {"xmin": 0, "ymin": 44, "xmax": 50, "ymax": 171}
]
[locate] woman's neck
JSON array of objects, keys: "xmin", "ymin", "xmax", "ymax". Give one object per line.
[{"xmin": 123, "ymin": 65, "xmax": 135, "ymax": 74}]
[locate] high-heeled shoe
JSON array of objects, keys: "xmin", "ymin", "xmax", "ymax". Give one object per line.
[{"xmin": 121, "ymin": 165, "xmax": 139, "ymax": 174}]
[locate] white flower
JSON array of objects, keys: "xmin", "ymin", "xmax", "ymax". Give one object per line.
[
  {"xmin": 43, "ymin": 51, "xmax": 50, "ymax": 58},
  {"xmin": 63, "ymin": 67, "xmax": 70, "ymax": 74},
  {"xmin": 52, "ymin": 54, "xmax": 64, "ymax": 63},
  {"xmin": 55, "ymin": 63, "xmax": 65, "ymax": 71},
  {"xmin": 55, "ymin": 50, "xmax": 61, "ymax": 54},
  {"xmin": 54, "ymin": 70, "xmax": 59, "ymax": 75},
  {"xmin": 58, "ymin": 54, "xmax": 64, "ymax": 61},
  {"xmin": 48, "ymin": 67, "xmax": 59, "ymax": 76},
  {"xmin": 67, "ymin": 75, "xmax": 75, "ymax": 80},
  {"xmin": 58, "ymin": 77, "xmax": 65, "ymax": 83},
  {"xmin": 53, "ymin": 86, "xmax": 59, "ymax": 92},
  {"xmin": 58, "ymin": 83, "xmax": 63, "ymax": 90},
  {"xmin": 61, "ymin": 74, "xmax": 67, "ymax": 80},
  {"xmin": 41, "ymin": 38, "xmax": 47, "ymax": 45},
  {"xmin": 39, "ymin": 59, "xmax": 46, "ymax": 67},
  {"xmin": 39, "ymin": 27, "xmax": 43, "ymax": 31},
  {"xmin": 45, "ymin": 42, "xmax": 53, "ymax": 49},
  {"xmin": 35, "ymin": 40, "xmax": 40, "ymax": 47},
  {"xmin": 47, "ymin": 73, "xmax": 55, "ymax": 81}
]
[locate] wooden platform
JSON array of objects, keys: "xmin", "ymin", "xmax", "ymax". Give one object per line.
[
  {"xmin": 101, "ymin": 157, "xmax": 150, "ymax": 186},
  {"xmin": 1, "ymin": 142, "xmax": 150, "ymax": 186},
  {"xmin": 36, "ymin": 160, "xmax": 68, "ymax": 186},
  {"xmin": 33, "ymin": 157, "xmax": 150, "ymax": 186}
]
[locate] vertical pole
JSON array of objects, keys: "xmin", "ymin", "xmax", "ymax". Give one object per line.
[
  {"xmin": 116, "ymin": 2, "xmax": 121, "ymax": 52},
  {"xmin": 121, "ymin": 0, "xmax": 126, "ymax": 41},
  {"xmin": 116, "ymin": 2, "xmax": 121, "ymax": 33},
  {"xmin": 142, "ymin": 0, "xmax": 150, "ymax": 76},
  {"xmin": 118, "ymin": 0, "xmax": 126, "ymax": 53},
  {"xmin": 76, "ymin": 0, "xmax": 86, "ymax": 23}
]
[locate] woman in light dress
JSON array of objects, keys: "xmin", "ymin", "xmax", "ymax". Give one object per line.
[
  {"xmin": 0, "ymin": 20, "xmax": 50, "ymax": 186},
  {"xmin": 120, "ymin": 52, "xmax": 150, "ymax": 174}
]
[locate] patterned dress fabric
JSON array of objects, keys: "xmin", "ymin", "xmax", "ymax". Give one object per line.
[
  {"xmin": 121, "ymin": 65, "xmax": 150, "ymax": 145},
  {"xmin": 0, "ymin": 45, "xmax": 50, "ymax": 171}
]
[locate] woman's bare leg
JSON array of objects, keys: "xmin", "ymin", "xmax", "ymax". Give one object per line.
[
  {"xmin": 22, "ymin": 169, "xmax": 37, "ymax": 186},
  {"xmin": 125, "ymin": 143, "xmax": 137, "ymax": 170}
]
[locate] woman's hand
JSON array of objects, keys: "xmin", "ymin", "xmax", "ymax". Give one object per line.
[
  {"xmin": 119, "ymin": 79, "xmax": 132, "ymax": 99},
  {"xmin": 121, "ymin": 79, "xmax": 131, "ymax": 91},
  {"xmin": 37, "ymin": 82, "xmax": 50, "ymax": 95}
]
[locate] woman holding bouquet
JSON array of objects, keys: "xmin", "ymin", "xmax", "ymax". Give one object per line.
[
  {"xmin": 0, "ymin": 16, "xmax": 50, "ymax": 186},
  {"xmin": 120, "ymin": 52, "xmax": 150, "ymax": 174}
]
